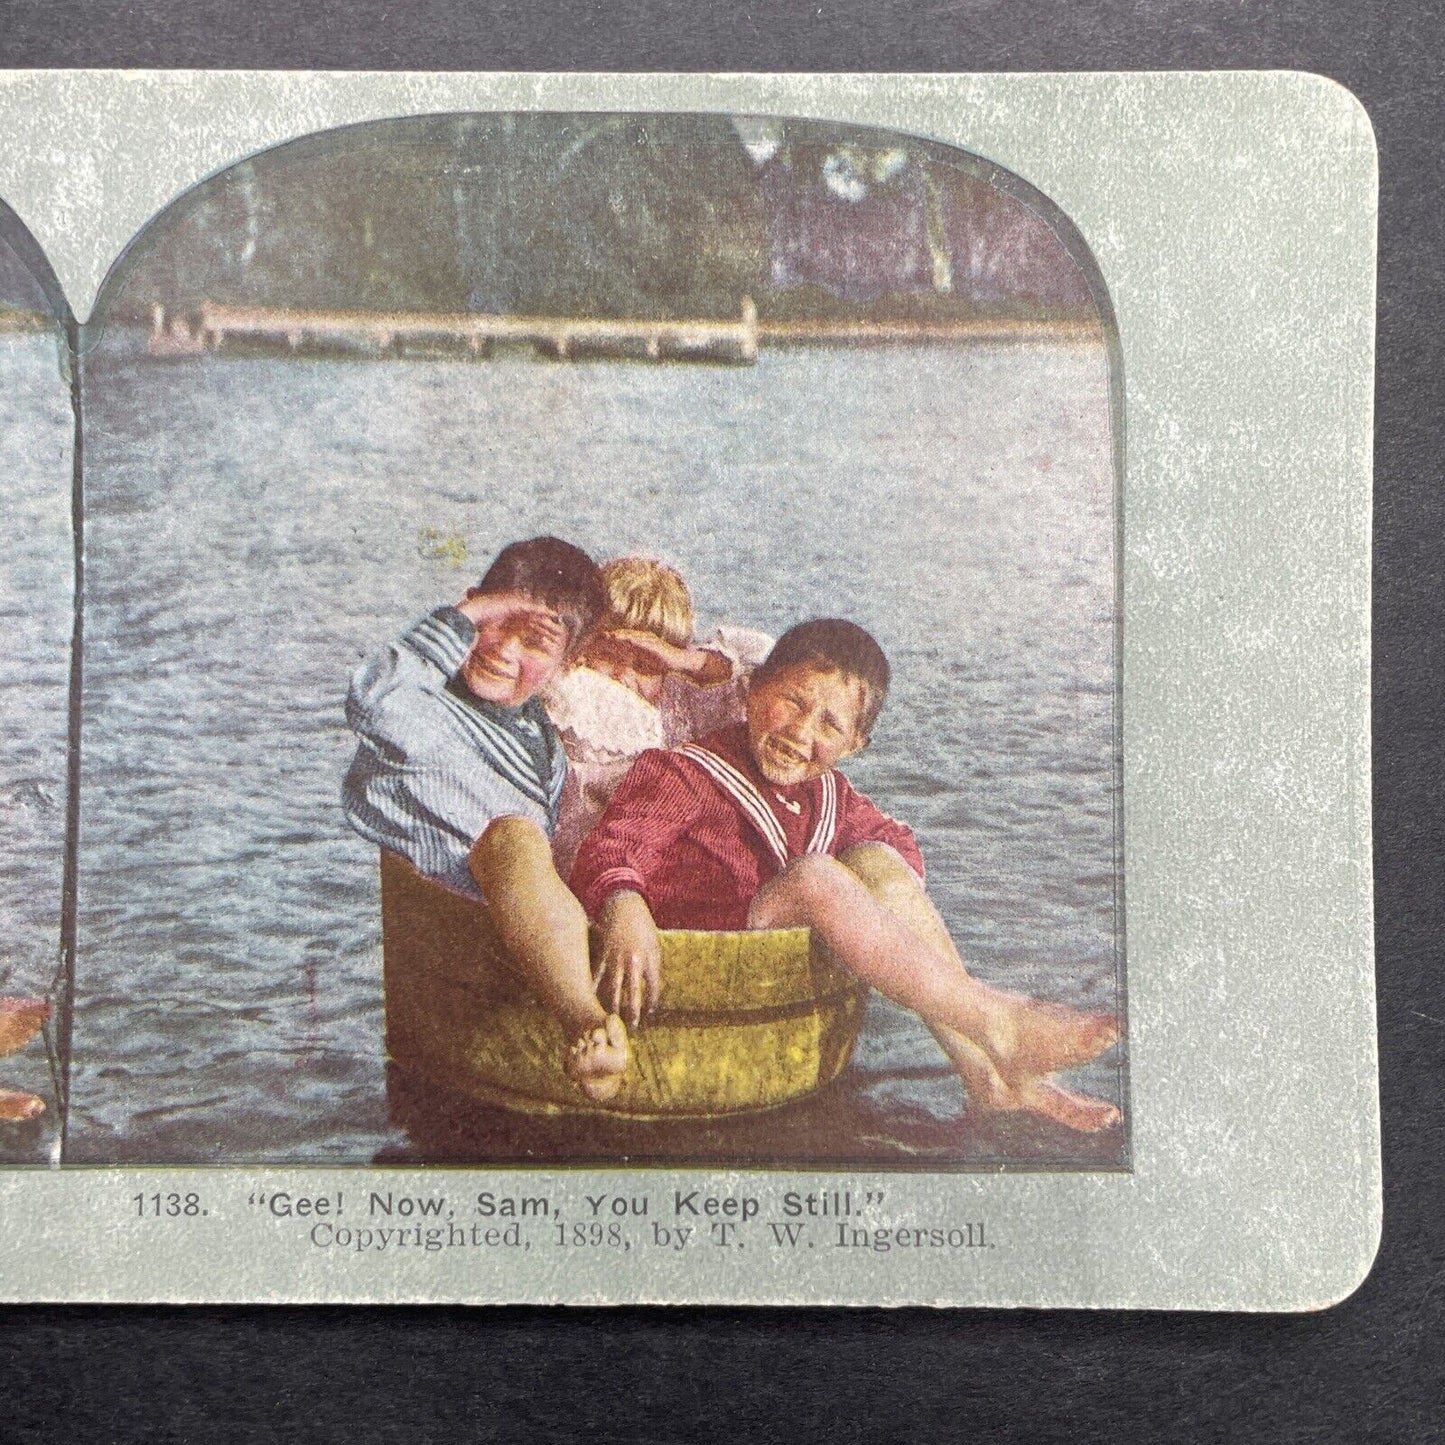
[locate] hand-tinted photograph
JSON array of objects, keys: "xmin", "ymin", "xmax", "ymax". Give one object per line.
[
  {"xmin": 9, "ymin": 112, "xmax": 1124, "ymax": 1167},
  {"xmin": 0, "ymin": 205, "xmax": 69, "ymax": 1162}
]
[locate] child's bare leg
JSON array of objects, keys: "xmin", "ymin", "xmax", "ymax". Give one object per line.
[
  {"xmin": 830, "ymin": 847, "xmax": 1012, "ymax": 1107},
  {"xmin": 750, "ymin": 851, "xmax": 1118, "ymax": 1129},
  {"xmin": 468, "ymin": 817, "xmax": 628, "ymax": 1100},
  {"xmin": 1006, "ymin": 1079, "xmax": 1120, "ymax": 1133},
  {"xmin": 838, "ymin": 843, "xmax": 1115, "ymax": 1127},
  {"xmin": 825, "ymin": 846, "xmax": 1011, "ymax": 1110}
]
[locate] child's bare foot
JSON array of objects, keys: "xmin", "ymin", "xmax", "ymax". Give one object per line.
[
  {"xmin": 994, "ymin": 996, "xmax": 1118, "ymax": 1086},
  {"xmin": 564, "ymin": 1013, "xmax": 629, "ymax": 1103},
  {"xmin": 933, "ymin": 1012, "xmax": 1120, "ymax": 1133},
  {"xmin": 0, "ymin": 998, "xmax": 50, "ymax": 1057},
  {"xmin": 0, "ymin": 1087, "xmax": 44, "ymax": 1121},
  {"xmin": 1013, "ymin": 1079, "xmax": 1120, "ymax": 1133}
]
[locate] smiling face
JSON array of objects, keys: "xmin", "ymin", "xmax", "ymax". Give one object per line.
[
  {"xmin": 745, "ymin": 661, "xmax": 870, "ymax": 787},
  {"xmin": 459, "ymin": 593, "xmax": 573, "ymax": 708}
]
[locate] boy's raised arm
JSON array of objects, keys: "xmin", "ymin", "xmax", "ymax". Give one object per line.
[
  {"xmin": 345, "ymin": 603, "xmax": 477, "ymax": 728},
  {"xmin": 342, "ymin": 598, "xmax": 562, "ymax": 896}
]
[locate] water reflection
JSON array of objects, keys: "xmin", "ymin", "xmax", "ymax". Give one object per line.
[{"xmin": 378, "ymin": 1059, "xmax": 1125, "ymax": 1170}]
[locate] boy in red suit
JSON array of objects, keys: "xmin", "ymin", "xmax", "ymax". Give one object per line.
[{"xmin": 572, "ymin": 619, "xmax": 1120, "ymax": 1131}]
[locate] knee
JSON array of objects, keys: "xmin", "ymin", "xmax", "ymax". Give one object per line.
[
  {"xmin": 838, "ymin": 843, "xmax": 918, "ymax": 902},
  {"xmin": 772, "ymin": 853, "xmax": 847, "ymax": 913},
  {"xmin": 748, "ymin": 855, "xmax": 817, "ymax": 931},
  {"xmin": 470, "ymin": 814, "xmax": 551, "ymax": 879},
  {"xmin": 838, "ymin": 841, "xmax": 904, "ymax": 879}
]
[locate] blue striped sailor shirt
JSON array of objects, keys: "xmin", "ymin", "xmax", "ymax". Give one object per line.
[{"xmin": 342, "ymin": 606, "xmax": 568, "ymax": 896}]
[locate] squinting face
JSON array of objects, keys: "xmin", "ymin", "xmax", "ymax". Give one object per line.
[
  {"xmin": 460, "ymin": 593, "xmax": 572, "ymax": 708},
  {"xmin": 746, "ymin": 662, "xmax": 868, "ymax": 787}
]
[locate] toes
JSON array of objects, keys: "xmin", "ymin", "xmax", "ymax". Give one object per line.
[
  {"xmin": 563, "ymin": 1016, "xmax": 631, "ymax": 1103},
  {"xmin": 1006, "ymin": 1000, "xmax": 1121, "ymax": 1080}
]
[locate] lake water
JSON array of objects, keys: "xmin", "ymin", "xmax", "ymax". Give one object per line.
[
  {"xmin": 47, "ymin": 333, "xmax": 1123, "ymax": 1166},
  {"xmin": 0, "ymin": 332, "xmax": 71, "ymax": 1164}
]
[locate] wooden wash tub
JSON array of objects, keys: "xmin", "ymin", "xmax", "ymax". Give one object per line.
[{"xmin": 379, "ymin": 850, "xmax": 869, "ymax": 1119}]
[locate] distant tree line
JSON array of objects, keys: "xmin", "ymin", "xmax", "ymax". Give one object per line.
[{"xmin": 99, "ymin": 114, "xmax": 1102, "ymax": 328}]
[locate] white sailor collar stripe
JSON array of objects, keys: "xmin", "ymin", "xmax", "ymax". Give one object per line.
[{"xmin": 677, "ymin": 744, "xmax": 838, "ymax": 870}]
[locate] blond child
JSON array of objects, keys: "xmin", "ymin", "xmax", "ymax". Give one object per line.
[{"xmin": 542, "ymin": 557, "xmax": 771, "ymax": 876}]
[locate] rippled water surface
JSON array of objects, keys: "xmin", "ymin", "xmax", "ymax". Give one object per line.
[
  {"xmin": 0, "ymin": 331, "xmax": 71, "ymax": 1164},
  {"xmin": 66, "ymin": 335, "xmax": 1123, "ymax": 1165}
]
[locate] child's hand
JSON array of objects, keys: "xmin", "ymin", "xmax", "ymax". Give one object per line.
[
  {"xmin": 602, "ymin": 629, "xmax": 690, "ymax": 672},
  {"xmin": 606, "ymin": 630, "xmax": 731, "ymax": 685},
  {"xmin": 455, "ymin": 588, "xmax": 542, "ymax": 628},
  {"xmin": 594, "ymin": 890, "xmax": 661, "ymax": 1028}
]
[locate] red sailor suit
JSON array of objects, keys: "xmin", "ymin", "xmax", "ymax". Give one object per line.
[{"xmin": 570, "ymin": 723, "xmax": 924, "ymax": 930}]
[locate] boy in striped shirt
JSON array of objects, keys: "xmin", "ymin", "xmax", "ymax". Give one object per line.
[
  {"xmin": 573, "ymin": 619, "xmax": 1121, "ymax": 1131},
  {"xmin": 343, "ymin": 536, "xmax": 634, "ymax": 1099}
]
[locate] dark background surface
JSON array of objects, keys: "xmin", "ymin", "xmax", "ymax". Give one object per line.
[{"xmin": 0, "ymin": 3, "xmax": 1439, "ymax": 1441}]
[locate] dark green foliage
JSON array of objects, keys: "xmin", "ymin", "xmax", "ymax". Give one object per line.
[{"xmin": 98, "ymin": 113, "xmax": 1098, "ymax": 328}]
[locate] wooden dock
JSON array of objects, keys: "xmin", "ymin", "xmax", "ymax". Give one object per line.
[
  {"xmin": 146, "ymin": 299, "xmax": 1103, "ymax": 362},
  {"xmin": 149, "ymin": 299, "xmax": 759, "ymax": 364}
]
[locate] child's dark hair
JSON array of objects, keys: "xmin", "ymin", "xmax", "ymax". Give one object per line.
[
  {"xmin": 475, "ymin": 537, "xmax": 606, "ymax": 653},
  {"xmin": 754, "ymin": 619, "xmax": 891, "ymax": 736}
]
